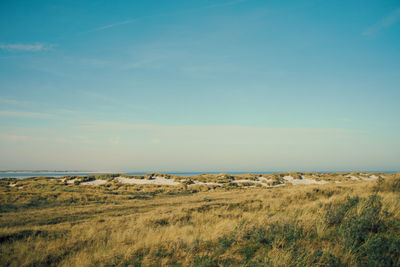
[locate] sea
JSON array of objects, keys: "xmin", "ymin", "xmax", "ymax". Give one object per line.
[
  {"xmin": 0, "ymin": 171, "xmax": 278, "ymax": 179},
  {"xmin": 0, "ymin": 170, "xmax": 397, "ymax": 179}
]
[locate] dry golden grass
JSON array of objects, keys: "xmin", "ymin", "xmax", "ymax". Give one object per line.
[{"xmin": 0, "ymin": 173, "xmax": 399, "ymax": 266}]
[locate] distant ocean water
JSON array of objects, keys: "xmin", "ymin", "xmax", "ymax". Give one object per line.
[
  {"xmin": 0, "ymin": 171, "xmax": 278, "ymax": 179},
  {"xmin": 0, "ymin": 171, "xmax": 397, "ymax": 179},
  {"xmin": 0, "ymin": 172, "xmax": 100, "ymax": 179}
]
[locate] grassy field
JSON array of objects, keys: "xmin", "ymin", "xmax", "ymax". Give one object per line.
[{"xmin": 0, "ymin": 172, "xmax": 399, "ymax": 266}]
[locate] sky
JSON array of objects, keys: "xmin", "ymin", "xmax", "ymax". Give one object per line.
[{"xmin": 0, "ymin": 0, "xmax": 399, "ymax": 172}]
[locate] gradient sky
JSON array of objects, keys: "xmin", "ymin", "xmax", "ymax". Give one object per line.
[{"xmin": 0, "ymin": 0, "xmax": 399, "ymax": 172}]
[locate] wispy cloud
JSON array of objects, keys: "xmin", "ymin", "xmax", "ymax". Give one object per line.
[
  {"xmin": 0, "ymin": 97, "xmax": 30, "ymax": 106},
  {"xmin": 362, "ymin": 8, "xmax": 400, "ymax": 36},
  {"xmin": 80, "ymin": 58, "xmax": 110, "ymax": 68},
  {"xmin": 0, "ymin": 133, "xmax": 30, "ymax": 142},
  {"xmin": 87, "ymin": 0, "xmax": 247, "ymax": 33},
  {"xmin": 205, "ymin": 0, "xmax": 247, "ymax": 9},
  {"xmin": 0, "ymin": 132, "xmax": 82, "ymax": 143},
  {"xmin": 0, "ymin": 110, "xmax": 53, "ymax": 118},
  {"xmin": 121, "ymin": 55, "xmax": 167, "ymax": 70},
  {"xmin": 88, "ymin": 19, "xmax": 137, "ymax": 32},
  {"xmin": 0, "ymin": 43, "xmax": 53, "ymax": 52}
]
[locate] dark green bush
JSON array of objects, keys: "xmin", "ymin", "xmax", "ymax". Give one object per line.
[
  {"xmin": 307, "ymin": 250, "xmax": 343, "ymax": 267},
  {"xmin": 325, "ymin": 196, "xmax": 359, "ymax": 226},
  {"xmin": 81, "ymin": 176, "xmax": 95, "ymax": 182},
  {"xmin": 193, "ymin": 255, "xmax": 219, "ymax": 267},
  {"xmin": 325, "ymin": 194, "xmax": 400, "ymax": 266},
  {"xmin": 342, "ymin": 195, "xmax": 389, "ymax": 247},
  {"xmin": 374, "ymin": 174, "xmax": 400, "ymax": 192},
  {"xmin": 240, "ymin": 244, "xmax": 260, "ymax": 260},
  {"xmin": 218, "ymin": 234, "xmax": 235, "ymax": 249},
  {"xmin": 359, "ymin": 234, "xmax": 400, "ymax": 266}
]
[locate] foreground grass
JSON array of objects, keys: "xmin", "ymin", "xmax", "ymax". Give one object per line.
[{"xmin": 0, "ymin": 173, "xmax": 399, "ymax": 266}]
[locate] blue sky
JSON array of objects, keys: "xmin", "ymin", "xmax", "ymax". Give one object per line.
[{"xmin": 0, "ymin": 0, "xmax": 399, "ymax": 172}]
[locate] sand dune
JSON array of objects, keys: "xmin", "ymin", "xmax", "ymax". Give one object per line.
[
  {"xmin": 283, "ymin": 175, "xmax": 328, "ymax": 185},
  {"xmin": 80, "ymin": 180, "xmax": 107, "ymax": 186},
  {"xmin": 116, "ymin": 176, "xmax": 180, "ymax": 186}
]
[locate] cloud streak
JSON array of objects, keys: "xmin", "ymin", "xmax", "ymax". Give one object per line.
[
  {"xmin": 0, "ymin": 110, "xmax": 53, "ymax": 118},
  {"xmin": 88, "ymin": 19, "xmax": 137, "ymax": 32},
  {"xmin": 362, "ymin": 8, "xmax": 400, "ymax": 36},
  {"xmin": 205, "ymin": 0, "xmax": 247, "ymax": 9},
  {"xmin": 0, "ymin": 97, "xmax": 30, "ymax": 106},
  {"xmin": 0, "ymin": 133, "xmax": 30, "ymax": 142},
  {"xmin": 0, "ymin": 43, "xmax": 53, "ymax": 52},
  {"xmin": 87, "ymin": 0, "xmax": 247, "ymax": 33}
]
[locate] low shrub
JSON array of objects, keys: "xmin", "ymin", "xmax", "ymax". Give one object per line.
[
  {"xmin": 324, "ymin": 196, "xmax": 359, "ymax": 226},
  {"xmin": 374, "ymin": 173, "xmax": 400, "ymax": 192},
  {"xmin": 342, "ymin": 195, "xmax": 390, "ymax": 247},
  {"xmin": 324, "ymin": 194, "xmax": 400, "ymax": 266}
]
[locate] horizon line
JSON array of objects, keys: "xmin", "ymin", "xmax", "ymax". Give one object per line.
[{"xmin": 1, "ymin": 169, "xmax": 398, "ymax": 174}]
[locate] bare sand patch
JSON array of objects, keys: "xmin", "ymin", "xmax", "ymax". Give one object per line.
[
  {"xmin": 232, "ymin": 177, "xmax": 276, "ymax": 187},
  {"xmin": 116, "ymin": 176, "xmax": 180, "ymax": 186},
  {"xmin": 283, "ymin": 175, "xmax": 328, "ymax": 185},
  {"xmin": 362, "ymin": 175, "xmax": 379, "ymax": 181},
  {"xmin": 258, "ymin": 177, "xmax": 274, "ymax": 183},
  {"xmin": 189, "ymin": 181, "xmax": 222, "ymax": 186},
  {"xmin": 350, "ymin": 176, "xmax": 360, "ymax": 181},
  {"xmin": 80, "ymin": 180, "xmax": 107, "ymax": 186}
]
